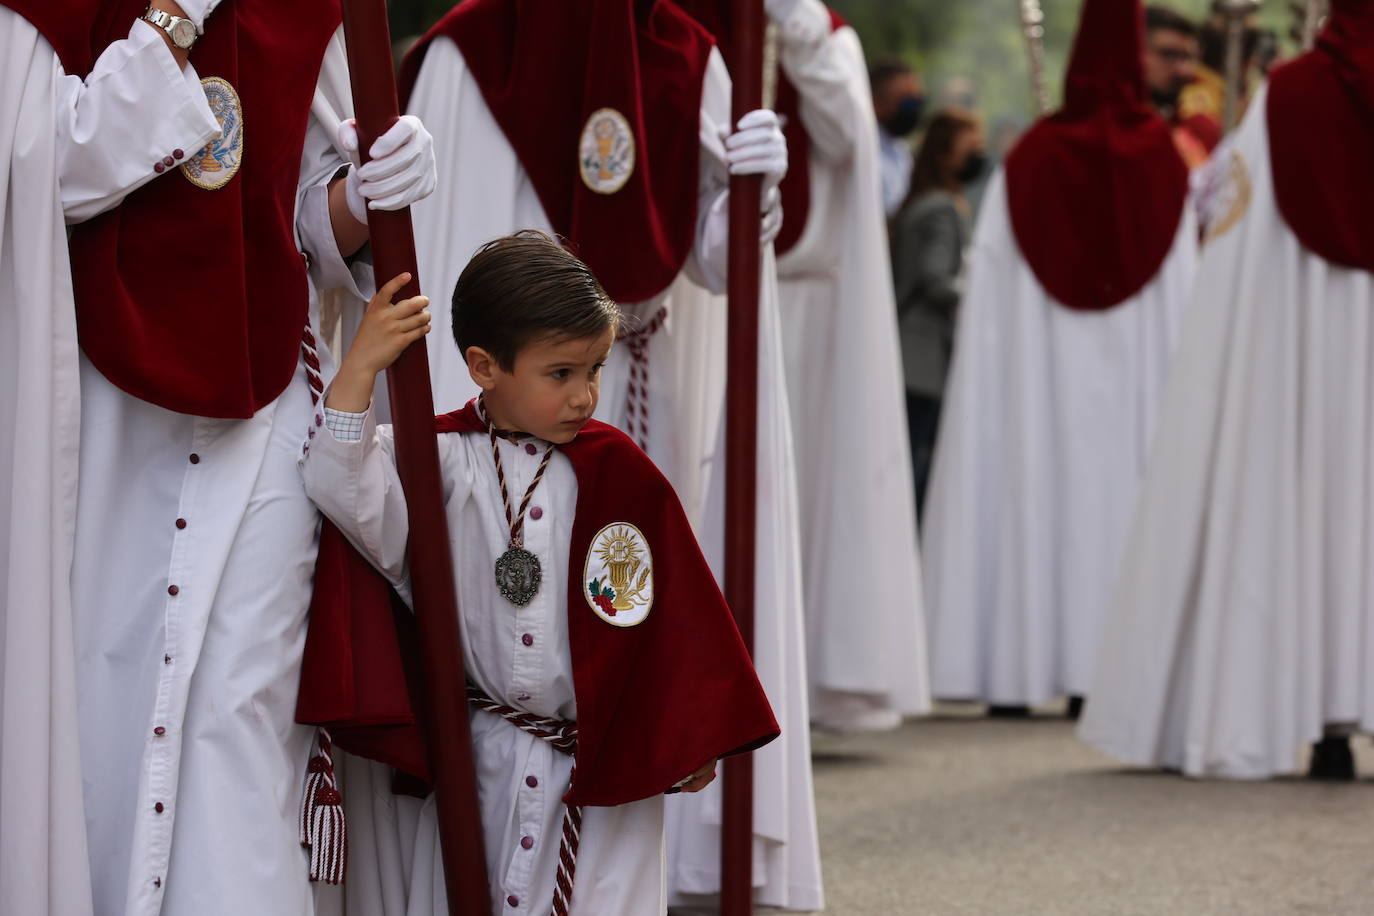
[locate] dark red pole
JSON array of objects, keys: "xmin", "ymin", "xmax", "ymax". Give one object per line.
[
  {"xmin": 721, "ymin": 1, "xmax": 765, "ymax": 914},
  {"xmin": 338, "ymin": 4, "xmax": 490, "ymax": 914}
]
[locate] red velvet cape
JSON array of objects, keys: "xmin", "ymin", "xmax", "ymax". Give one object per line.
[
  {"xmin": 672, "ymin": 0, "xmax": 846, "ymax": 256},
  {"xmin": 2, "ymin": 0, "xmax": 340, "ymax": 418},
  {"xmin": 1003, "ymin": 0, "xmax": 1188, "ymax": 311},
  {"xmin": 398, "ymin": 0, "xmax": 714, "ymax": 305},
  {"xmin": 1268, "ymin": 0, "xmax": 1374, "ymax": 274},
  {"xmin": 297, "ymin": 404, "xmax": 779, "ymax": 808}
]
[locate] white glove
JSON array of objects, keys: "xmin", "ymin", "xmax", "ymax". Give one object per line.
[
  {"xmin": 764, "ymin": 0, "xmax": 804, "ymax": 22},
  {"xmin": 172, "ymin": 0, "xmax": 226, "ymax": 30},
  {"xmin": 337, "ymin": 115, "xmax": 438, "ymax": 225},
  {"xmin": 720, "ymin": 108, "xmax": 788, "ymax": 203}
]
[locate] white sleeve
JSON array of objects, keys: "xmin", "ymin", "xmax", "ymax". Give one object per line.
[
  {"xmin": 301, "ymin": 405, "xmax": 414, "ymax": 590},
  {"xmin": 301, "ymin": 402, "xmax": 473, "ymax": 599},
  {"xmin": 56, "ymin": 20, "xmax": 221, "ymax": 224},
  {"xmin": 685, "ymin": 49, "xmax": 737, "ymax": 294},
  {"xmin": 295, "ymin": 27, "xmax": 373, "ymax": 299},
  {"xmin": 775, "ymin": 1, "xmax": 862, "ymax": 166}
]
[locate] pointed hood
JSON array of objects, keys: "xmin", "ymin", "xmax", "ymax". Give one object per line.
[
  {"xmin": 1267, "ymin": 0, "xmax": 1374, "ymax": 273},
  {"xmin": 1062, "ymin": 0, "xmax": 1151, "ymax": 116},
  {"xmin": 1003, "ymin": 0, "xmax": 1189, "ymax": 311}
]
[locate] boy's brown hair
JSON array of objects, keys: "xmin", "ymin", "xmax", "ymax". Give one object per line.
[{"xmin": 451, "ymin": 230, "xmax": 620, "ymax": 371}]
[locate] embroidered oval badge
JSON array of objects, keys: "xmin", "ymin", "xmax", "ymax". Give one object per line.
[
  {"xmin": 584, "ymin": 523, "xmax": 654, "ymax": 627},
  {"xmin": 578, "ymin": 108, "xmax": 635, "ymax": 195},
  {"xmin": 181, "ymin": 77, "xmax": 244, "ymax": 190}
]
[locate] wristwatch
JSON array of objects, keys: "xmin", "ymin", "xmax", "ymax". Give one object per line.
[{"xmin": 141, "ymin": 6, "xmax": 199, "ymax": 51}]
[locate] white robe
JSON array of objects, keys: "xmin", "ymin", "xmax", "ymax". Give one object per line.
[
  {"xmin": 922, "ymin": 168, "xmax": 1198, "ymax": 707},
  {"xmin": 302, "ymin": 408, "xmax": 668, "ymax": 916},
  {"xmin": 773, "ymin": 0, "xmax": 929, "ymax": 733},
  {"xmin": 1079, "ymin": 83, "xmax": 1374, "ymax": 778},
  {"xmin": 362, "ymin": 34, "xmax": 823, "ymax": 914},
  {"xmin": 61, "ymin": 28, "xmax": 370, "ymax": 914}
]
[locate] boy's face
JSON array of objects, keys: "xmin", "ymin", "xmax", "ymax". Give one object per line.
[{"xmin": 469, "ymin": 328, "xmax": 615, "ymax": 444}]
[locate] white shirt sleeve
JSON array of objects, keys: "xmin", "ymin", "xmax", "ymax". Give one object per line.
[
  {"xmin": 302, "ymin": 402, "xmax": 474, "ymax": 602},
  {"xmin": 301, "ymin": 404, "xmax": 414, "ymax": 591},
  {"xmin": 775, "ymin": 0, "xmax": 860, "ymax": 166},
  {"xmin": 56, "ymin": 20, "xmax": 221, "ymax": 224}
]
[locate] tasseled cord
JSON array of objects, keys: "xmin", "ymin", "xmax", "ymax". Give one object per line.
[{"xmin": 299, "ymin": 727, "xmax": 348, "ymax": 884}]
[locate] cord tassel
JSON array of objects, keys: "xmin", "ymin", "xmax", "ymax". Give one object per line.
[{"xmin": 299, "ymin": 728, "xmax": 348, "ymax": 884}]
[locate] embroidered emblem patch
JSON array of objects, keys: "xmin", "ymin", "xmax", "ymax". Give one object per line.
[
  {"xmin": 578, "ymin": 108, "xmax": 635, "ymax": 195},
  {"xmin": 1202, "ymin": 150, "xmax": 1252, "ymax": 246},
  {"xmin": 584, "ymin": 523, "xmax": 654, "ymax": 627},
  {"xmin": 181, "ymin": 77, "xmax": 244, "ymax": 190}
]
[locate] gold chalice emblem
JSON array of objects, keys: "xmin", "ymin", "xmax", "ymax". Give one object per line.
[{"xmin": 595, "ymin": 525, "xmax": 650, "ymax": 612}]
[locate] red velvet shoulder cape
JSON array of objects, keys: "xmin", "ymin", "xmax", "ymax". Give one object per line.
[
  {"xmin": 2, "ymin": 0, "xmax": 340, "ymax": 418},
  {"xmin": 1267, "ymin": 0, "xmax": 1374, "ymax": 274},
  {"xmin": 297, "ymin": 404, "xmax": 779, "ymax": 808},
  {"xmin": 1003, "ymin": 0, "xmax": 1188, "ymax": 311},
  {"xmin": 398, "ymin": 0, "xmax": 714, "ymax": 305},
  {"xmin": 671, "ymin": 0, "xmax": 845, "ymax": 255}
]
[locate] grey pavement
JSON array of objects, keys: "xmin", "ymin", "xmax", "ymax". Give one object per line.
[{"xmin": 800, "ymin": 703, "xmax": 1374, "ymax": 916}]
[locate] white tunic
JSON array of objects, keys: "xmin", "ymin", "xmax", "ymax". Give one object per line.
[
  {"xmin": 399, "ymin": 36, "xmax": 822, "ymax": 912},
  {"xmin": 1079, "ymin": 84, "xmax": 1374, "ymax": 777},
  {"xmin": 63, "ymin": 28, "xmax": 370, "ymax": 914},
  {"xmin": 773, "ymin": 0, "xmax": 930, "ymax": 733},
  {"xmin": 922, "ymin": 168, "xmax": 1197, "ymax": 707},
  {"xmin": 301, "ymin": 408, "xmax": 667, "ymax": 916}
]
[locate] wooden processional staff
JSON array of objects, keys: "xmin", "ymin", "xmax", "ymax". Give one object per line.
[
  {"xmin": 339, "ymin": 2, "xmax": 491, "ymax": 914},
  {"xmin": 721, "ymin": 0, "xmax": 766, "ymax": 913}
]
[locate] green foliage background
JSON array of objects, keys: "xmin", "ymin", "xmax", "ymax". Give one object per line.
[{"xmin": 387, "ymin": 0, "xmax": 1302, "ymax": 128}]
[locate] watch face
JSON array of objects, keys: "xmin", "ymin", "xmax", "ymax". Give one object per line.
[{"xmin": 171, "ymin": 19, "xmax": 196, "ymax": 49}]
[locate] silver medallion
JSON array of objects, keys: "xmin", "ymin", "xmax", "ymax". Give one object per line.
[{"xmin": 495, "ymin": 546, "xmax": 542, "ymax": 607}]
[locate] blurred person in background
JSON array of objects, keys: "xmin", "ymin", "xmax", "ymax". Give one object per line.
[
  {"xmin": 1081, "ymin": 0, "xmax": 1374, "ymax": 784},
  {"xmin": 891, "ymin": 108, "xmax": 985, "ymax": 519},
  {"xmin": 871, "ymin": 58, "xmax": 926, "ymax": 217},
  {"xmin": 1181, "ymin": 2, "xmax": 1266, "ymax": 147},
  {"xmin": 1144, "ymin": 5, "xmax": 1219, "ymax": 165},
  {"xmin": 921, "ymin": 0, "xmax": 1196, "ymax": 721}
]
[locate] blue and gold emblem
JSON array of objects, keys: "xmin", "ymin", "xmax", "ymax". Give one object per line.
[{"xmin": 181, "ymin": 77, "xmax": 244, "ymax": 190}]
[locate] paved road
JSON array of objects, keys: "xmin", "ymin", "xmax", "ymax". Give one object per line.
[{"xmin": 803, "ymin": 703, "xmax": 1374, "ymax": 916}]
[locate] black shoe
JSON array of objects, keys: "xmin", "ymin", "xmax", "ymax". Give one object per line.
[
  {"xmin": 1307, "ymin": 736, "xmax": 1356, "ymax": 781},
  {"xmin": 987, "ymin": 704, "xmax": 1031, "ymax": 719},
  {"xmin": 1066, "ymin": 696, "xmax": 1085, "ymax": 721}
]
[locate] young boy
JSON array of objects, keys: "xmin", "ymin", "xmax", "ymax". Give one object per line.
[{"xmin": 299, "ymin": 231, "xmax": 778, "ymax": 915}]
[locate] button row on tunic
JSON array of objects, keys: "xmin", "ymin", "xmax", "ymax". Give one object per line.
[{"xmin": 152, "ymin": 149, "xmax": 185, "ymax": 174}]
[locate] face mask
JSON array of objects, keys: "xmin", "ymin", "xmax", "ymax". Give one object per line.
[
  {"xmin": 883, "ymin": 94, "xmax": 926, "ymax": 138},
  {"xmin": 956, "ymin": 151, "xmax": 988, "ymax": 185},
  {"xmin": 1149, "ymin": 88, "xmax": 1180, "ymax": 113}
]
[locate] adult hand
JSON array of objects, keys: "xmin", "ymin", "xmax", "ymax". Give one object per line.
[
  {"xmin": 721, "ymin": 108, "xmax": 788, "ymax": 202},
  {"xmin": 338, "ymin": 116, "xmax": 438, "ymax": 225},
  {"xmin": 764, "ymin": 0, "xmax": 804, "ymax": 22}
]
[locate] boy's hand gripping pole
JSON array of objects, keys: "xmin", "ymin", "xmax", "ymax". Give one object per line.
[
  {"xmin": 339, "ymin": 3, "xmax": 491, "ymax": 914},
  {"xmin": 722, "ymin": 1, "xmax": 765, "ymax": 914}
]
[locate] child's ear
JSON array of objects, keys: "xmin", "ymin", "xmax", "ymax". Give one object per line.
[{"xmin": 465, "ymin": 346, "xmax": 499, "ymax": 391}]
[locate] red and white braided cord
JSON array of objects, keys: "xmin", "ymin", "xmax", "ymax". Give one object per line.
[
  {"xmin": 621, "ymin": 307, "xmax": 667, "ymax": 451},
  {"xmin": 466, "ymin": 686, "xmax": 582, "ymax": 916}
]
